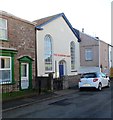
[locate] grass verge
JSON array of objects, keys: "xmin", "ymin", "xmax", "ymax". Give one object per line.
[{"xmin": 2, "ymin": 89, "xmax": 39, "ymax": 102}]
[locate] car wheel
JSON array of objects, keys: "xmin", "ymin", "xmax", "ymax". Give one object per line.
[
  {"xmin": 107, "ymin": 81, "xmax": 110, "ymax": 88},
  {"xmin": 98, "ymin": 83, "xmax": 102, "ymax": 91}
]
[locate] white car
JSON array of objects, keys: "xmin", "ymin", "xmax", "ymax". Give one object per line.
[{"xmin": 78, "ymin": 72, "xmax": 110, "ymax": 91}]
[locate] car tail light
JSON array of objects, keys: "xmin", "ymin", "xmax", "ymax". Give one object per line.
[{"xmin": 93, "ymin": 78, "xmax": 98, "ymax": 82}]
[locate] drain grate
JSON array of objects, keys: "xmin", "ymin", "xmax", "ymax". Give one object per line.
[{"xmin": 49, "ymin": 98, "xmax": 71, "ymax": 106}]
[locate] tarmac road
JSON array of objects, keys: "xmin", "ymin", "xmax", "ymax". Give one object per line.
[{"xmin": 2, "ymin": 84, "xmax": 112, "ymax": 119}]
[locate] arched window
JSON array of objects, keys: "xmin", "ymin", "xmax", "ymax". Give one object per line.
[
  {"xmin": 44, "ymin": 35, "xmax": 53, "ymax": 71},
  {"xmin": 70, "ymin": 41, "xmax": 75, "ymax": 70}
]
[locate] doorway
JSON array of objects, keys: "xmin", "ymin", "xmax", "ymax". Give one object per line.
[
  {"xmin": 21, "ymin": 63, "xmax": 29, "ymax": 89},
  {"xmin": 18, "ymin": 56, "xmax": 33, "ymax": 90},
  {"xmin": 59, "ymin": 60, "xmax": 66, "ymax": 78}
]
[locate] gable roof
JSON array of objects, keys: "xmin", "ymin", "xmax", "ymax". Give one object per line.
[
  {"xmin": 34, "ymin": 13, "xmax": 81, "ymax": 42},
  {"xmin": 73, "ymin": 28, "xmax": 81, "ymax": 42}
]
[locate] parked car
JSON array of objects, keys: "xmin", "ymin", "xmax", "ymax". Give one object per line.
[{"xmin": 78, "ymin": 72, "xmax": 110, "ymax": 91}]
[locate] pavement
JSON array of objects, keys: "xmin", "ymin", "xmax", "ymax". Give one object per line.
[{"xmin": 2, "ymin": 87, "xmax": 78, "ymax": 112}]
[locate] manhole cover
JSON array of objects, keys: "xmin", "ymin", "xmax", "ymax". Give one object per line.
[{"xmin": 49, "ymin": 98, "xmax": 71, "ymax": 106}]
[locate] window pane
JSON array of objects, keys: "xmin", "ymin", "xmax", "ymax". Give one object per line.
[
  {"xmin": 0, "ymin": 29, "xmax": 7, "ymax": 39},
  {"xmin": 21, "ymin": 64, "xmax": 27, "ymax": 77},
  {"xmin": 85, "ymin": 49, "xmax": 93, "ymax": 60},
  {"xmin": 44, "ymin": 35, "xmax": 52, "ymax": 71},
  {"xmin": 5, "ymin": 58, "xmax": 10, "ymax": 68},
  {"xmin": 45, "ymin": 63, "xmax": 52, "ymax": 71},
  {"xmin": 0, "ymin": 70, "xmax": 11, "ymax": 83},
  {"xmin": 70, "ymin": 41, "xmax": 75, "ymax": 70},
  {"xmin": 0, "ymin": 57, "xmax": 11, "ymax": 84},
  {"xmin": 0, "ymin": 19, "xmax": 7, "ymax": 28},
  {"xmin": 1, "ymin": 58, "xmax": 5, "ymax": 68},
  {"xmin": 0, "ymin": 18, "xmax": 7, "ymax": 40},
  {"xmin": 1, "ymin": 58, "xmax": 10, "ymax": 68}
]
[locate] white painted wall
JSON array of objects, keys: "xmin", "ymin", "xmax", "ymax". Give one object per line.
[
  {"xmin": 36, "ymin": 16, "xmax": 80, "ymax": 77},
  {"xmin": 78, "ymin": 66, "xmax": 101, "ymax": 74}
]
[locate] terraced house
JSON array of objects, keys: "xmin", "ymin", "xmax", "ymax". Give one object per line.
[
  {"xmin": 0, "ymin": 11, "xmax": 81, "ymax": 92},
  {"xmin": 0, "ymin": 11, "xmax": 36, "ymax": 92},
  {"xmin": 78, "ymin": 30, "xmax": 111, "ymax": 76}
]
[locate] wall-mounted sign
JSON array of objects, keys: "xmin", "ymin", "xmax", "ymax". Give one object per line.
[{"xmin": 54, "ymin": 53, "xmax": 70, "ymax": 57}]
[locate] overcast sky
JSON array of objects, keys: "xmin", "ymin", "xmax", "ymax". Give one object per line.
[{"xmin": 0, "ymin": 0, "xmax": 112, "ymax": 44}]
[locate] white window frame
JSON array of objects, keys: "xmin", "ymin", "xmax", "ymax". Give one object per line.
[
  {"xmin": 44, "ymin": 35, "xmax": 53, "ymax": 72},
  {"xmin": 0, "ymin": 18, "xmax": 7, "ymax": 40},
  {"xmin": 85, "ymin": 48, "xmax": 93, "ymax": 61},
  {"xmin": 70, "ymin": 41, "xmax": 75, "ymax": 70},
  {"xmin": 0, "ymin": 56, "xmax": 12, "ymax": 84}
]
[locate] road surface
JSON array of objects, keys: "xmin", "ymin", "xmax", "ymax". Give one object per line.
[{"xmin": 2, "ymin": 85, "xmax": 112, "ymax": 118}]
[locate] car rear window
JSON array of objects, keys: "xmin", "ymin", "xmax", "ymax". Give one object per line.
[{"xmin": 81, "ymin": 73, "xmax": 97, "ymax": 78}]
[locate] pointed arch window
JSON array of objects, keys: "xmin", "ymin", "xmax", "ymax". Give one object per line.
[
  {"xmin": 44, "ymin": 35, "xmax": 53, "ymax": 72},
  {"xmin": 70, "ymin": 41, "xmax": 75, "ymax": 70}
]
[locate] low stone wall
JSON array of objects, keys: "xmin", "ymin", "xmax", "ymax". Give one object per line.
[
  {"xmin": 2, "ymin": 81, "xmax": 19, "ymax": 93},
  {"xmin": 62, "ymin": 75, "xmax": 81, "ymax": 89}
]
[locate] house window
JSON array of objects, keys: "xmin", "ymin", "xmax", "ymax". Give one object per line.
[
  {"xmin": 85, "ymin": 48, "xmax": 93, "ymax": 61},
  {"xmin": 0, "ymin": 56, "xmax": 11, "ymax": 84},
  {"xmin": 0, "ymin": 18, "xmax": 7, "ymax": 40},
  {"xmin": 70, "ymin": 41, "xmax": 75, "ymax": 70},
  {"xmin": 44, "ymin": 35, "xmax": 53, "ymax": 72}
]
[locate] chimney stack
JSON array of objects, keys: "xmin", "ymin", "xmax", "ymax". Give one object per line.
[
  {"xmin": 95, "ymin": 37, "xmax": 99, "ymax": 39},
  {"xmin": 82, "ymin": 28, "xmax": 84, "ymax": 33}
]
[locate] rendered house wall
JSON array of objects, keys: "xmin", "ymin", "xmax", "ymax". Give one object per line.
[{"xmin": 36, "ymin": 16, "xmax": 80, "ymax": 77}]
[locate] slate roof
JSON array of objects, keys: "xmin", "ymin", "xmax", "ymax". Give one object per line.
[
  {"xmin": 73, "ymin": 28, "xmax": 81, "ymax": 42},
  {"xmin": 1, "ymin": 11, "xmax": 35, "ymax": 25},
  {"xmin": 34, "ymin": 13, "xmax": 81, "ymax": 42},
  {"xmin": 34, "ymin": 14, "xmax": 60, "ymax": 27}
]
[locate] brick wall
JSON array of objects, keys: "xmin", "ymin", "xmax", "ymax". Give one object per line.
[{"xmin": 1, "ymin": 13, "xmax": 36, "ymax": 92}]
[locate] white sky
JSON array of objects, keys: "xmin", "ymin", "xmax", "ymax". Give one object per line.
[{"xmin": 0, "ymin": 0, "xmax": 112, "ymax": 44}]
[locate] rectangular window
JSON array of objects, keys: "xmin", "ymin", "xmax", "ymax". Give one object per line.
[
  {"xmin": 21, "ymin": 64, "xmax": 28, "ymax": 77},
  {"xmin": 0, "ymin": 18, "xmax": 7, "ymax": 40},
  {"xmin": 0, "ymin": 56, "xmax": 11, "ymax": 84},
  {"xmin": 85, "ymin": 48, "xmax": 93, "ymax": 61},
  {"xmin": 44, "ymin": 55, "xmax": 52, "ymax": 71}
]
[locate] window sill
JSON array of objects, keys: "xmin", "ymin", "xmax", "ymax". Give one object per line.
[
  {"xmin": 71, "ymin": 70, "xmax": 77, "ymax": 72},
  {"xmin": 45, "ymin": 71, "xmax": 54, "ymax": 74},
  {"xmin": 85, "ymin": 60, "xmax": 93, "ymax": 61},
  {"xmin": 0, "ymin": 81, "xmax": 15, "ymax": 85},
  {"xmin": 0, "ymin": 39, "xmax": 9, "ymax": 42}
]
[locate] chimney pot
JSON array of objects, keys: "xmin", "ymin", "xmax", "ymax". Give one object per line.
[{"xmin": 82, "ymin": 28, "xmax": 84, "ymax": 32}]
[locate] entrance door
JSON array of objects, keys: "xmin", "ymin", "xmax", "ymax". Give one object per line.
[
  {"xmin": 21, "ymin": 63, "xmax": 29, "ymax": 89},
  {"xmin": 59, "ymin": 64, "xmax": 64, "ymax": 77},
  {"xmin": 59, "ymin": 60, "xmax": 66, "ymax": 78}
]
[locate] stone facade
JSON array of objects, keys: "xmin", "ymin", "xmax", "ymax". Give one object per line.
[{"xmin": 63, "ymin": 75, "xmax": 81, "ymax": 89}]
